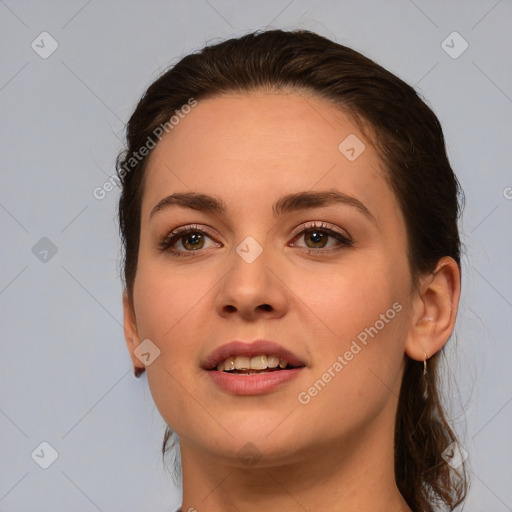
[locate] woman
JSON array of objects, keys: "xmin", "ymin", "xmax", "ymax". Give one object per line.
[{"xmin": 118, "ymin": 29, "xmax": 468, "ymax": 511}]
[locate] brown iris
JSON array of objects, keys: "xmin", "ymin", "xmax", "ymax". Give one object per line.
[
  {"xmin": 304, "ymin": 230, "xmax": 328, "ymax": 249},
  {"xmin": 181, "ymin": 232, "xmax": 205, "ymax": 250}
]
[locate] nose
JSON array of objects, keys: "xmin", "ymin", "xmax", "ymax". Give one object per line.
[{"xmin": 214, "ymin": 243, "xmax": 289, "ymax": 321}]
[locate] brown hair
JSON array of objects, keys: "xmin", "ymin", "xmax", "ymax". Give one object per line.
[{"xmin": 117, "ymin": 29, "xmax": 468, "ymax": 511}]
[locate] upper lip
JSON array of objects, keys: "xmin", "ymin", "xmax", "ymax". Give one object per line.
[{"xmin": 202, "ymin": 339, "xmax": 307, "ymax": 370}]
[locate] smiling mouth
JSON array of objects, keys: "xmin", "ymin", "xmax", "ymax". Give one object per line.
[{"xmin": 211, "ymin": 354, "xmax": 303, "ymax": 374}]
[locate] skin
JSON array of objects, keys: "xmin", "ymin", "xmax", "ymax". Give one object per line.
[{"xmin": 123, "ymin": 91, "xmax": 460, "ymax": 512}]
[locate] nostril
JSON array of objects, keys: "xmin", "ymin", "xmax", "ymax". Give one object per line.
[{"xmin": 258, "ymin": 304, "xmax": 272, "ymax": 311}]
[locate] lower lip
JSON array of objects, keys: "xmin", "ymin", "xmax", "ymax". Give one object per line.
[{"xmin": 206, "ymin": 368, "xmax": 304, "ymax": 395}]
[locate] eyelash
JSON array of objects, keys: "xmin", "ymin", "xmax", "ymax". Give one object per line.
[{"xmin": 157, "ymin": 222, "xmax": 354, "ymax": 258}]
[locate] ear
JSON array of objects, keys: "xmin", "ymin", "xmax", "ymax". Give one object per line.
[
  {"xmin": 123, "ymin": 290, "xmax": 145, "ymax": 377},
  {"xmin": 404, "ymin": 256, "xmax": 461, "ymax": 362}
]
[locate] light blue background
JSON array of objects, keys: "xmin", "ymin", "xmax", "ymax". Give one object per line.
[{"xmin": 1, "ymin": 1, "xmax": 511, "ymax": 510}]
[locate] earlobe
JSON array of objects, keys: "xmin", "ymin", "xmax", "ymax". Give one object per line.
[
  {"xmin": 404, "ymin": 256, "xmax": 461, "ymax": 362},
  {"xmin": 122, "ymin": 290, "xmax": 146, "ymax": 377}
]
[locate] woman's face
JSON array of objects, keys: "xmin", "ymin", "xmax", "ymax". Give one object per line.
[{"xmin": 125, "ymin": 92, "xmax": 416, "ymax": 466}]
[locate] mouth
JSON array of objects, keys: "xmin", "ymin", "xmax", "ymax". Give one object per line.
[
  {"xmin": 211, "ymin": 354, "xmax": 304, "ymax": 374},
  {"xmin": 205, "ymin": 352, "xmax": 306, "ymax": 396},
  {"xmin": 203, "ymin": 340, "xmax": 307, "ymax": 394},
  {"xmin": 203, "ymin": 339, "xmax": 307, "ymax": 373}
]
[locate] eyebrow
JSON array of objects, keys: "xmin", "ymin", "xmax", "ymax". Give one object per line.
[{"xmin": 149, "ymin": 190, "xmax": 376, "ymax": 224}]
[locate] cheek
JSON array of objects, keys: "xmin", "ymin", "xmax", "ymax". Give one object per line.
[
  {"xmin": 287, "ymin": 254, "xmax": 406, "ymax": 349},
  {"xmin": 131, "ymin": 259, "xmax": 206, "ymax": 409},
  {"xmin": 133, "ymin": 250, "xmax": 210, "ymax": 341},
  {"xmin": 132, "ymin": 280, "xmax": 206, "ymax": 437},
  {"xmin": 287, "ymin": 255, "xmax": 409, "ymax": 416}
]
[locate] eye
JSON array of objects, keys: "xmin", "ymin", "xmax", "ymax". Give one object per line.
[
  {"xmin": 289, "ymin": 221, "xmax": 353, "ymax": 253},
  {"xmin": 157, "ymin": 224, "xmax": 221, "ymax": 257},
  {"xmin": 157, "ymin": 221, "xmax": 353, "ymax": 258}
]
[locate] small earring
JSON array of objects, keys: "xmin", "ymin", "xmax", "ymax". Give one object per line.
[{"xmin": 423, "ymin": 351, "xmax": 428, "ymax": 376}]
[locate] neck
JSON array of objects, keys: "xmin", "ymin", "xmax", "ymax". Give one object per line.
[{"xmin": 178, "ymin": 404, "xmax": 412, "ymax": 512}]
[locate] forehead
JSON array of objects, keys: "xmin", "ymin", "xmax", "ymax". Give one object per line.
[{"xmin": 141, "ymin": 92, "xmax": 393, "ymax": 221}]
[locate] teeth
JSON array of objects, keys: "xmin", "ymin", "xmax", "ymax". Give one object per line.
[
  {"xmin": 235, "ymin": 356, "xmax": 251, "ymax": 370},
  {"xmin": 216, "ymin": 357, "xmax": 234, "ymax": 371},
  {"xmin": 267, "ymin": 355, "xmax": 280, "ymax": 368},
  {"xmin": 250, "ymin": 355, "xmax": 267, "ymax": 370},
  {"xmin": 216, "ymin": 354, "xmax": 290, "ymax": 371}
]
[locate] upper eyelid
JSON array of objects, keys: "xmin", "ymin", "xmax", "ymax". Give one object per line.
[
  {"xmin": 289, "ymin": 221, "xmax": 351, "ymax": 240},
  {"xmin": 163, "ymin": 221, "xmax": 351, "ymax": 246}
]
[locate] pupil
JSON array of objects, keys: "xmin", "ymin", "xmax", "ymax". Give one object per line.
[
  {"xmin": 184, "ymin": 233, "xmax": 203, "ymax": 250},
  {"xmin": 307, "ymin": 231, "xmax": 326, "ymax": 248}
]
